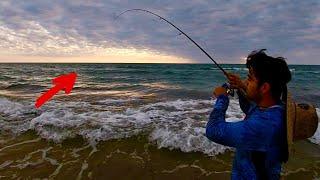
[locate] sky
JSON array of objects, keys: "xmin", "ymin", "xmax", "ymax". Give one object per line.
[{"xmin": 0, "ymin": 0, "xmax": 319, "ymax": 64}]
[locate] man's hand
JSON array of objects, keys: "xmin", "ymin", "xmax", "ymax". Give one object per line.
[
  {"xmin": 213, "ymin": 86, "xmax": 227, "ymax": 98},
  {"xmin": 227, "ymin": 73, "xmax": 246, "ymax": 90}
]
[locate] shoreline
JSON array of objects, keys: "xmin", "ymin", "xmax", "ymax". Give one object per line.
[{"xmin": 1, "ymin": 130, "xmax": 320, "ymax": 179}]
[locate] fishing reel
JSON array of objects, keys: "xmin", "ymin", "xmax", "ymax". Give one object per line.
[{"xmin": 222, "ymin": 83, "xmax": 234, "ymax": 97}]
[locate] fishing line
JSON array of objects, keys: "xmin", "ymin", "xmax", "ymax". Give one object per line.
[{"xmin": 114, "ymin": 8, "xmax": 229, "ymax": 78}]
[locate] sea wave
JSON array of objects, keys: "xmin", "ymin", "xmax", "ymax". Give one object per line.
[
  {"xmin": 308, "ymin": 108, "xmax": 320, "ymax": 144},
  {"xmin": 75, "ymin": 82, "xmax": 181, "ymax": 91},
  {"xmin": 0, "ymin": 97, "xmax": 244, "ymax": 156},
  {"xmin": 211, "ymin": 67, "xmax": 248, "ymax": 71},
  {"xmin": 4, "ymin": 83, "xmax": 47, "ymax": 91},
  {"xmin": 1, "ymin": 97, "xmax": 319, "ymax": 156}
]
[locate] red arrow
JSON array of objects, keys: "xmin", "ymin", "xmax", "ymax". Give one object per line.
[{"xmin": 35, "ymin": 72, "xmax": 77, "ymax": 108}]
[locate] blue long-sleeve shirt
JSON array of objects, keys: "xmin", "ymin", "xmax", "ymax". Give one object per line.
[{"xmin": 206, "ymin": 92, "xmax": 286, "ymax": 180}]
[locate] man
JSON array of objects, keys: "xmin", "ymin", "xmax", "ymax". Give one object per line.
[{"xmin": 206, "ymin": 49, "xmax": 291, "ymax": 179}]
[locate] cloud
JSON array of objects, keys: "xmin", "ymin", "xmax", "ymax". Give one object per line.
[{"xmin": 0, "ymin": 0, "xmax": 319, "ymax": 64}]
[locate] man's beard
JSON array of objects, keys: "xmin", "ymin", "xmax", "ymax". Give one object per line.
[{"xmin": 247, "ymin": 88, "xmax": 262, "ymax": 104}]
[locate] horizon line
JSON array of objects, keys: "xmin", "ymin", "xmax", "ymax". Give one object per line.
[{"xmin": 0, "ymin": 62, "xmax": 319, "ymax": 65}]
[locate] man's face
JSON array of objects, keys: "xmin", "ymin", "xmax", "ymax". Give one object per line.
[{"xmin": 245, "ymin": 68, "xmax": 262, "ymax": 103}]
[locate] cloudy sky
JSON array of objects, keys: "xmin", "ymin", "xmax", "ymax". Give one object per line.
[{"xmin": 0, "ymin": 0, "xmax": 319, "ymax": 64}]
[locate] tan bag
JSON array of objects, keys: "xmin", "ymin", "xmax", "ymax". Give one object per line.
[{"xmin": 286, "ymin": 93, "xmax": 318, "ymax": 145}]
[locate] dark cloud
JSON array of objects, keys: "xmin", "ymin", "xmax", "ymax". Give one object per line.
[{"xmin": 0, "ymin": 0, "xmax": 319, "ymax": 64}]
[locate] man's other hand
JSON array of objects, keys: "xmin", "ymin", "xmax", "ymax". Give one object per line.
[
  {"xmin": 213, "ymin": 86, "xmax": 227, "ymax": 98},
  {"xmin": 227, "ymin": 73, "xmax": 246, "ymax": 90}
]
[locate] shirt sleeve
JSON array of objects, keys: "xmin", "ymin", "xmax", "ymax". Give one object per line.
[
  {"xmin": 237, "ymin": 90, "xmax": 252, "ymax": 115},
  {"xmin": 206, "ymin": 95, "xmax": 271, "ymax": 151}
]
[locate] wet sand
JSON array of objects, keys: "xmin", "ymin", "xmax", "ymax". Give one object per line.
[{"xmin": 1, "ymin": 131, "xmax": 320, "ymax": 179}]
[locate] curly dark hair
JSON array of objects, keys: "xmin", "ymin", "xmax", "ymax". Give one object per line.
[{"xmin": 246, "ymin": 49, "xmax": 291, "ymax": 100}]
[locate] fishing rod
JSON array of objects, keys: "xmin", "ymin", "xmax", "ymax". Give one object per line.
[
  {"xmin": 114, "ymin": 9, "xmax": 228, "ymax": 77},
  {"xmin": 115, "ymin": 9, "xmax": 234, "ymax": 96}
]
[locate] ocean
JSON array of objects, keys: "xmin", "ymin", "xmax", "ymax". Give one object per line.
[{"xmin": 0, "ymin": 63, "xmax": 319, "ymax": 179}]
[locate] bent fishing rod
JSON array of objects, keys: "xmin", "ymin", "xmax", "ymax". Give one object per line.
[{"xmin": 115, "ymin": 9, "xmax": 229, "ymax": 77}]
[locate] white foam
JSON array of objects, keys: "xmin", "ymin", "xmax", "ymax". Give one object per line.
[
  {"xmin": 308, "ymin": 108, "xmax": 320, "ymax": 144},
  {"xmin": 149, "ymin": 125, "xmax": 231, "ymax": 156},
  {"xmin": 0, "ymin": 98, "xmax": 39, "ymax": 134},
  {"xmin": 1, "ymin": 97, "xmax": 245, "ymax": 155},
  {"xmin": 138, "ymin": 82, "xmax": 181, "ymax": 90},
  {"xmin": 0, "ymin": 98, "xmax": 28, "ymax": 117},
  {"xmin": 96, "ymin": 98, "xmax": 135, "ymax": 105},
  {"xmin": 77, "ymin": 83, "xmax": 131, "ymax": 89}
]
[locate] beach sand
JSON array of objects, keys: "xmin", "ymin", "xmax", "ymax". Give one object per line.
[{"xmin": 1, "ymin": 131, "xmax": 320, "ymax": 179}]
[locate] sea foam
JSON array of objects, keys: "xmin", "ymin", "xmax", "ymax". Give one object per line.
[
  {"xmin": 1, "ymin": 97, "xmax": 319, "ymax": 156},
  {"xmin": 308, "ymin": 108, "xmax": 320, "ymax": 144}
]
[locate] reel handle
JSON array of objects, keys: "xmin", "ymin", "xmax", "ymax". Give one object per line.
[{"xmin": 222, "ymin": 83, "xmax": 234, "ymax": 97}]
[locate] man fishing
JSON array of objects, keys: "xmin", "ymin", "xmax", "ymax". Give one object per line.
[
  {"xmin": 206, "ymin": 49, "xmax": 291, "ymax": 179},
  {"xmin": 117, "ymin": 10, "xmax": 318, "ymax": 179}
]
